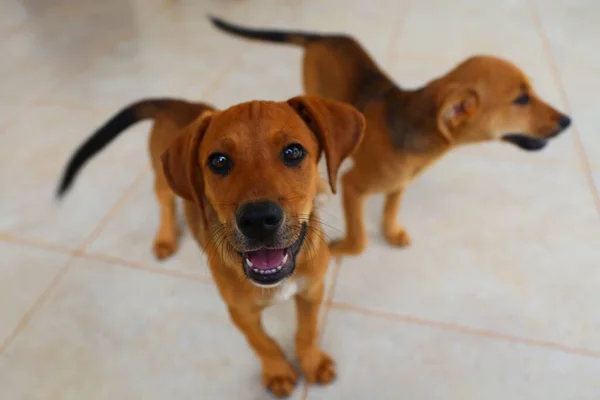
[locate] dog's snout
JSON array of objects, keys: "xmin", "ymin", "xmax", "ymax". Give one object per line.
[
  {"xmin": 558, "ymin": 115, "xmax": 571, "ymax": 130},
  {"xmin": 236, "ymin": 201, "xmax": 284, "ymax": 240}
]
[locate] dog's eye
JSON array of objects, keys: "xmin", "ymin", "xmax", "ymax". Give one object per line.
[
  {"xmin": 514, "ymin": 93, "xmax": 531, "ymax": 106},
  {"xmin": 207, "ymin": 153, "xmax": 232, "ymax": 175},
  {"xmin": 281, "ymin": 143, "xmax": 306, "ymax": 167}
]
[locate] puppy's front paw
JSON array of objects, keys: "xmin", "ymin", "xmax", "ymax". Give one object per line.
[
  {"xmin": 329, "ymin": 239, "xmax": 365, "ymax": 257},
  {"xmin": 300, "ymin": 350, "xmax": 336, "ymax": 385},
  {"xmin": 384, "ymin": 228, "xmax": 411, "ymax": 248},
  {"xmin": 262, "ymin": 359, "xmax": 298, "ymax": 398},
  {"xmin": 152, "ymin": 239, "xmax": 177, "ymax": 260}
]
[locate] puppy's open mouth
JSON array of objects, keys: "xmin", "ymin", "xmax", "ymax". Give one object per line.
[
  {"xmin": 502, "ymin": 134, "xmax": 548, "ymax": 151},
  {"xmin": 242, "ymin": 223, "xmax": 307, "ymax": 287}
]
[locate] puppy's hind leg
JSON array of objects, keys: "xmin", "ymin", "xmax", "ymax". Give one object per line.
[
  {"xmin": 152, "ymin": 170, "xmax": 180, "ymax": 260},
  {"xmin": 382, "ymin": 189, "xmax": 411, "ymax": 247}
]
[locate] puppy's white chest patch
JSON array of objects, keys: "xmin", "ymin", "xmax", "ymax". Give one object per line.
[{"xmin": 272, "ymin": 278, "xmax": 303, "ymax": 303}]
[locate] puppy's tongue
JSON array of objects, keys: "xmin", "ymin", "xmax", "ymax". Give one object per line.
[{"xmin": 246, "ymin": 249, "xmax": 285, "ymax": 270}]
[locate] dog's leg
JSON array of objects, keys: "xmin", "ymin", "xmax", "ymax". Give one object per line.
[
  {"xmin": 382, "ymin": 189, "xmax": 411, "ymax": 247},
  {"xmin": 152, "ymin": 171, "xmax": 179, "ymax": 260},
  {"xmin": 295, "ymin": 284, "xmax": 336, "ymax": 385},
  {"xmin": 329, "ymin": 169, "xmax": 368, "ymax": 256},
  {"xmin": 228, "ymin": 307, "xmax": 297, "ymax": 397}
]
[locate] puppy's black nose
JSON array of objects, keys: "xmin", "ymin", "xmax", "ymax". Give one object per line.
[
  {"xmin": 558, "ymin": 115, "xmax": 571, "ymax": 129},
  {"xmin": 236, "ymin": 201, "xmax": 284, "ymax": 240}
]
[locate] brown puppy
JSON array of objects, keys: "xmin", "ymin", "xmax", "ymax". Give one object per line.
[
  {"xmin": 210, "ymin": 17, "xmax": 572, "ymax": 257},
  {"xmin": 57, "ymin": 96, "xmax": 365, "ymax": 397}
]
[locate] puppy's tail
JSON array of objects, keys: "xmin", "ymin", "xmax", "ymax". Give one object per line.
[
  {"xmin": 209, "ymin": 16, "xmax": 322, "ymax": 46},
  {"xmin": 56, "ymin": 98, "xmax": 178, "ymax": 198}
]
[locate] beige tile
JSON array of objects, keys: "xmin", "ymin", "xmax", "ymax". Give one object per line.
[
  {"xmin": 45, "ymin": 22, "xmax": 244, "ymax": 109},
  {"xmin": 307, "ymin": 309, "xmax": 600, "ymax": 399},
  {"xmin": 0, "ymin": 257, "xmax": 307, "ymax": 400},
  {"xmin": 395, "ymin": 0, "xmax": 545, "ymax": 63},
  {"xmin": 0, "ymin": 242, "xmax": 68, "ymax": 346},
  {"xmin": 332, "ymin": 151, "xmax": 600, "ymax": 352},
  {"xmin": 209, "ymin": 45, "xmax": 304, "ymax": 107},
  {"xmin": 0, "ymin": 0, "xmax": 160, "ymax": 126},
  {"xmin": 0, "ymin": 103, "xmax": 148, "ymax": 249}
]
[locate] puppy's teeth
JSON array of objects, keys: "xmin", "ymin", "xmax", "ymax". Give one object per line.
[
  {"xmin": 253, "ymin": 268, "xmax": 259, "ymax": 273},
  {"xmin": 282, "ymin": 254, "xmax": 289, "ymax": 264},
  {"xmin": 277, "ymin": 266, "xmax": 282, "ymax": 271},
  {"xmin": 246, "ymin": 259, "xmax": 254, "ymax": 267}
]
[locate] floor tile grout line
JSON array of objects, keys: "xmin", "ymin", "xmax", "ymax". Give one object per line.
[
  {"xmin": 527, "ymin": 0, "xmax": 600, "ymax": 216},
  {"xmin": 0, "ymin": 234, "xmax": 77, "ymax": 256},
  {"xmin": 0, "ymin": 258, "xmax": 72, "ymax": 356},
  {"xmin": 78, "ymin": 251, "xmax": 214, "ymax": 284},
  {"xmin": 328, "ymin": 301, "xmax": 600, "ymax": 360},
  {"xmin": 0, "ymin": 233, "xmax": 213, "ymax": 284},
  {"xmin": 75, "ymin": 167, "xmax": 150, "ymax": 254}
]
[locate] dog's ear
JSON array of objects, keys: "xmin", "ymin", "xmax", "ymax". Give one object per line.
[
  {"xmin": 438, "ymin": 87, "xmax": 479, "ymax": 142},
  {"xmin": 161, "ymin": 111, "xmax": 213, "ymax": 206},
  {"xmin": 287, "ymin": 96, "xmax": 365, "ymax": 194}
]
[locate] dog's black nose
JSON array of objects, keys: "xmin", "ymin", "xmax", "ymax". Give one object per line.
[
  {"xmin": 236, "ymin": 201, "xmax": 284, "ymax": 240},
  {"xmin": 558, "ymin": 115, "xmax": 571, "ymax": 129}
]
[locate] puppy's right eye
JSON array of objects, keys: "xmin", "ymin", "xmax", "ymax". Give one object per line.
[
  {"xmin": 514, "ymin": 93, "xmax": 531, "ymax": 106},
  {"xmin": 207, "ymin": 153, "xmax": 232, "ymax": 176}
]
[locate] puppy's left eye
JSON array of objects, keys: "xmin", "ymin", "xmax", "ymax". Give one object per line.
[
  {"xmin": 514, "ymin": 93, "xmax": 531, "ymax": 105},
  {"xmin": 207, "ymin": 153, "xmax": 232, "ymax": 176},
  {"xmin": 281, "ymin": 143, "xmax": 306, "ymax": 167}
]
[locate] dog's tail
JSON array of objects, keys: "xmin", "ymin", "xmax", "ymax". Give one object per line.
[
  {"xmin": 56, "ymin": 98, "xmax": 180, "ymax": 198},
  {"xmin": 209, "ymin": 16, "xmax": 323, "ymax": 46}
]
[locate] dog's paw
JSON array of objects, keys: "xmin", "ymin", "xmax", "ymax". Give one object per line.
[
  {"xmin": 152, "ymin": 239, "xmax": 177, "ymax": 260},
  {"xmin": 328, "ymin": 239, "xmax": 365, "ymax": 257},
  {"xmin": 384, "ymin": 229, "xmax": 411, "ymax": 248},
  {"xmin": 262, "ymin": 359, "xmax": 298, "ymax": 397},
  {"xmin": 300, "ymin": 350, "xmax": 336, "ymax": 385}
]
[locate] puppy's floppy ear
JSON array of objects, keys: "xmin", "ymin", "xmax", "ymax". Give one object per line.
[
  {"xmin": 287, "ymin": 95, "xmax": 365, "ymax": 194},
  {"xmin": 438, "ymin": 86, "xmax": 479, "ymax": 142},
  {"xmin": 161, "ymin": 111, "xmax": 212, "ymax": 212}
]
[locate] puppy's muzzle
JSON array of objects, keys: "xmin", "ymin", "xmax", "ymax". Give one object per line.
[
  {"xmin": 235, "ymin": 200, "xmax": 306, "ymax": 287},
  {"xmin": 502, "ymin": 113, "xmax": 572, "ymax": 151}
]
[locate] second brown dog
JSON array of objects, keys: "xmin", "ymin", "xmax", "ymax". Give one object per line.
[{"xmin": 211, "ymin": 17, "xmax": 572, "ymax": 257}]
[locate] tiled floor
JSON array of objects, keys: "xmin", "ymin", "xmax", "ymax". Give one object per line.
[{"xmin": 1, "ymin": 0, "xmax": 599, "ymax": 399}]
